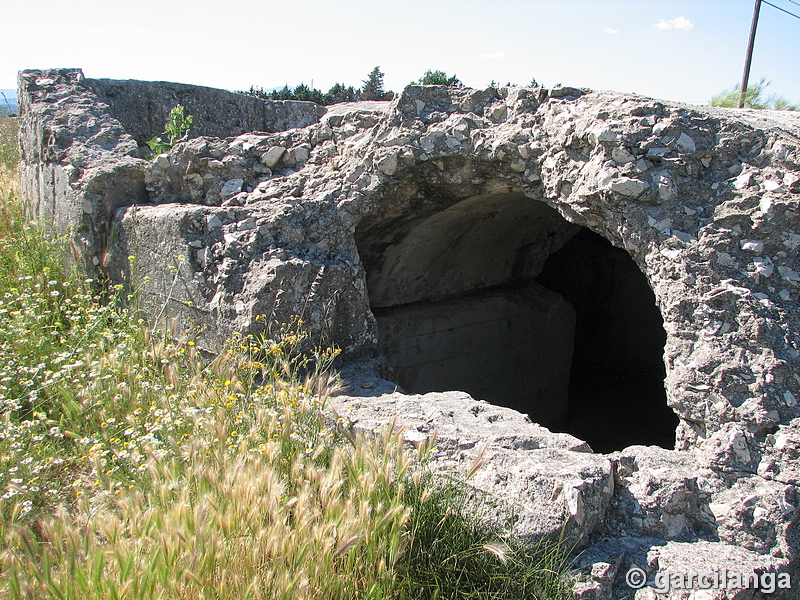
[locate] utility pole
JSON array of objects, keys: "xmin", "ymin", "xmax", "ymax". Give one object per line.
[{"xmin": 739, "ymin": 0, "xmax": 763, "ymax": 108}]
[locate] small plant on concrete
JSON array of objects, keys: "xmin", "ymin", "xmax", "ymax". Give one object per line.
[{"xmin": 146, "ymin": 104, "xmax": 193, "ymax": 156}]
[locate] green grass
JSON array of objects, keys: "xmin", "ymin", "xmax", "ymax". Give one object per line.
[
  {"xmin": 398, "ymin": 477, "xmax": 572, "ymax": 600},
  {"xmin": 0, "ymin": 119, "xmax": 572, "ymax": 599}
]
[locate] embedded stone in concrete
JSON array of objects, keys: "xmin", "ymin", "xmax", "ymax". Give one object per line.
[{"xmin": 330, "ymin": 389, "xmax": 611, "ymax": 547}]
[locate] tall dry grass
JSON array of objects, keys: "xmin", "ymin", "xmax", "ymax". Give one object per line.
[
  {"xmin": 2, "ymin": 419, "xmax": 412, "ymax": 600},
  {"xmin": 0, "ymin": 116, "xmax": 19, "ymax": 171}
]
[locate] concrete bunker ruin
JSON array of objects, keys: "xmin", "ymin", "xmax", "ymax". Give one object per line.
[
  {"xmin": 356, "ymin": 188, "xmax": 677, "ymax": 453},
  {"xmin": 18, "ymin": 69, "xmax": 800, "ymax": 596}
]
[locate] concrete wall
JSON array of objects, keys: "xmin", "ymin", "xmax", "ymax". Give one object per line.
[
  {"xmin": 376, "ymin": 283, "xmax": 576, "ymax": 427},
  {"xmin": 19, "ymin": 71, "xmax": 800, "ymax": 454},
  {"xmin": 86, "ymin": 78, "xmax": 325, "ymax": 152}
]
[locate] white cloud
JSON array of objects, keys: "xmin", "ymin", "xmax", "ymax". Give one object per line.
[
  {"xmin": 654, "ymin": 16, "xmax": 694, "ymax": 31},
  {"xmin": 603, "ymin": 27, "xmax": 619, "ymax": 34},
  {"xmin": 479, "ymin": 51, "xmax": 509, "ymax": 60}
]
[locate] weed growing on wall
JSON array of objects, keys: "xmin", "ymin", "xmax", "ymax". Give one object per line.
[{"xmin": 146, "ymin": 105, "xmax": 193, "ymax": 157}]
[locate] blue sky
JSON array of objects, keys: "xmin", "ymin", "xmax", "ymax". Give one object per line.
[{"xmin": 1, "ymin": 0, "xmax": 798, "ymax": 106}]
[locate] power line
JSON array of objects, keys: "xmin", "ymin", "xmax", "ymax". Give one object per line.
[
  {"xmin": 782, "ymin": 0, "xmax": 800, "ymax": 8},
  {"xmin": 763, "ymin": 0, "xmax": 800, "ymax": 20}
]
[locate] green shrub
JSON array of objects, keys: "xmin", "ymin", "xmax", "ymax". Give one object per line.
[
  {"xmin": 415, "ymin": 70, "xmax": 463, "ymax": 87},
  {"xmin": 711, "ymin": 78, "xmax": 798, "ymax": 110}
]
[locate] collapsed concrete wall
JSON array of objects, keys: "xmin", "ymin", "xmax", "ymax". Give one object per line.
[{"xmin": 19, "ymin": 68, "xmax": 800, "ymax": 599}]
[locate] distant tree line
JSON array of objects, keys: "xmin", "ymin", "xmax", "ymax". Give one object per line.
[
  {"xmin": 246, "ymin": 82, "xmax": 363, "ymax": 105},
  {"xmin": 242, "ymin": 66, "xmax": 470, "ymax": 106},
  {"xmin": 0, "ymin": 91, "xmax": 16, "ymax": 117},
  {"xmin": 243, "ymin": 66, "xmax": 394, "ymax": 105},
  {"xmin": 244, "ymin": 65, "xmax": 799, "ymax": 113}
]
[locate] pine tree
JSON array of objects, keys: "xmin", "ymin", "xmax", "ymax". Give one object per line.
[{"xmin": 361, "ymin": 67, "xmax": 386, "ymax": 101}]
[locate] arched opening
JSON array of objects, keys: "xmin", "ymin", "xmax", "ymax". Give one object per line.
[{"xmin": 356, "ymin": 191, "xmax": 677, "ymax": 452}]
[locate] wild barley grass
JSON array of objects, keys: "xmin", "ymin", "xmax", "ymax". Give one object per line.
[{"xmin": 2, "ymin": 419, "xmax": 412, "ymax": 599}]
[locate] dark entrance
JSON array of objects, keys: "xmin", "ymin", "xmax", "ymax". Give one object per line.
[
  {"xmin": 537, "ymin": 228, "xmax": 677, "ymax": 452},
  {"xmin": 356, "ymin": 192, "xmax": 677, "ymax": 452}
]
